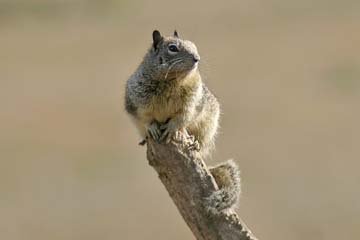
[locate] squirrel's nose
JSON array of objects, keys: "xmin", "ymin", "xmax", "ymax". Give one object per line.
[{"xmin": 192, "ymin": 55, "xmax": 200, "ymax": 63}]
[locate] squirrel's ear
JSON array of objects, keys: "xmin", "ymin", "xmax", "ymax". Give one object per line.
[
  {"xmin": 152, "ymin": 30, "xmax": 163, "ymax": 50},
  {"xmin": 174, "ymin": 30, "xmax": 179, "ymax": 38}
]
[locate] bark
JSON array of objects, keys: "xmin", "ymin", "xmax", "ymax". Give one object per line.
[{"xmin": 146, "ymin": 135, "xmax": 259, "ymax": 240}]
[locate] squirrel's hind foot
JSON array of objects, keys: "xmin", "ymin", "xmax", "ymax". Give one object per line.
[
  {"xmin": 187, "ymin": 140, "xmax": 200, "ymax": 152},
  {"xmin": 172, "ymin": 128, "xmax": 201, "ymax": 152},
  {"xmin": 182, "ymin": 132, "xmax": 200, "ymax": 152},
  {"xmin": 147, "ymin": 122, "xmax": 201, "ymax": 152}
]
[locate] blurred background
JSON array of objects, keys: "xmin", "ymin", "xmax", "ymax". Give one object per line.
[{"xmin": 1, "ymin": 0, "xmax": 359, "ymax": 239}]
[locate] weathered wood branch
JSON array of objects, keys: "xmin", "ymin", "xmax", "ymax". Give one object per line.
[{"xmin": 146, "ymin": 135, "xmax": 258, "ymax": 240}]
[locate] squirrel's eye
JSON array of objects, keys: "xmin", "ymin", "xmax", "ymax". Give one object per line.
[{"xmin": 168, "ymin": 44, "xmax": 179, "ymax": 52}]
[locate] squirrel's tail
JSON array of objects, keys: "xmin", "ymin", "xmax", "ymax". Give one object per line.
[{"xmin": 206, "ymin": 159, "xmax": 241, "ymax": 214}]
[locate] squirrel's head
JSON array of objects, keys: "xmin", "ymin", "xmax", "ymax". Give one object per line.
[{"xmin": 150, "ymin": 30, "xmax": 200, "ymax": 80}]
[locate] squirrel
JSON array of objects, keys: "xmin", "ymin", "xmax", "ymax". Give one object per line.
[{"xmin": 125, "ymin": 30, "xmax": 241, "ymax": 213}]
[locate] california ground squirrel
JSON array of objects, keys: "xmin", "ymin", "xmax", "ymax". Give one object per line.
[{"xmin": 125, "ymin": 30, "xmax": 241, "ymax": 213}]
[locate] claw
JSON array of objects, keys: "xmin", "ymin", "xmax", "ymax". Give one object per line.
[
  {"xmin": 160, "ymin": 128, "xmax": 173, "ymax": 143},
  {"xmin": 147, "ymin": 121, "xmax": 162, "ymax": 142},
  {"xmin": 159, "ymin": 122, "xmax": 176, "ymax": 143},
  {"xmin": 138, "ymin": 139, "xmax": 147, "ymax": 146},
  {"xmin": 166, "ymin": 133, "xmax": 173, "ymax": 143},
  {"xmin": 187, "ymin": 140, "xmax": 200, "ymax": 151},
  {"xmin": 159, "ymin": 128, "xmax": 168, "ymax": 141}
]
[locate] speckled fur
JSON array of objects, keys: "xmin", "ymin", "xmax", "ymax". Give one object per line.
[
  {"xmin": 207, "ymin": 160, "xmax": 241, "ymax": 213},
  {"xmin": 125, "ymin": 30, "xmax": 240, "ymax": 213}
]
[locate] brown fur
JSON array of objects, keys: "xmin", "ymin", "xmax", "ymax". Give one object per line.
[{"xmin": 125, "ymin": 30, "xmax": 240, "ymax": 213}]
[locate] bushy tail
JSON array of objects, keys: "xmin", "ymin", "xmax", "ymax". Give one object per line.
[{"xmin": 206, "ymin": 159, "xmax": 241, "ymax": 214}]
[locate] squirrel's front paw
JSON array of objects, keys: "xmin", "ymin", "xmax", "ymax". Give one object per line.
[
  {"xmin": 147, "ymin": 121, "xmax": 162, "ymax": 142},
  {"xmin": 159, "ymin": 121, "xmax": 179, "ymax": 143}
]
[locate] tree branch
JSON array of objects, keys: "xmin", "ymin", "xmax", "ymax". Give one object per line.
[{"xmin": 146, "ymin": 135, "xmax": 259, "ymax": 240}]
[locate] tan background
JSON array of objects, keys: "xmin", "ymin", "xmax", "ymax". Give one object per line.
[{"xmin": 1, "ymin": 0, "xmax": 360, "ymax": 239}]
